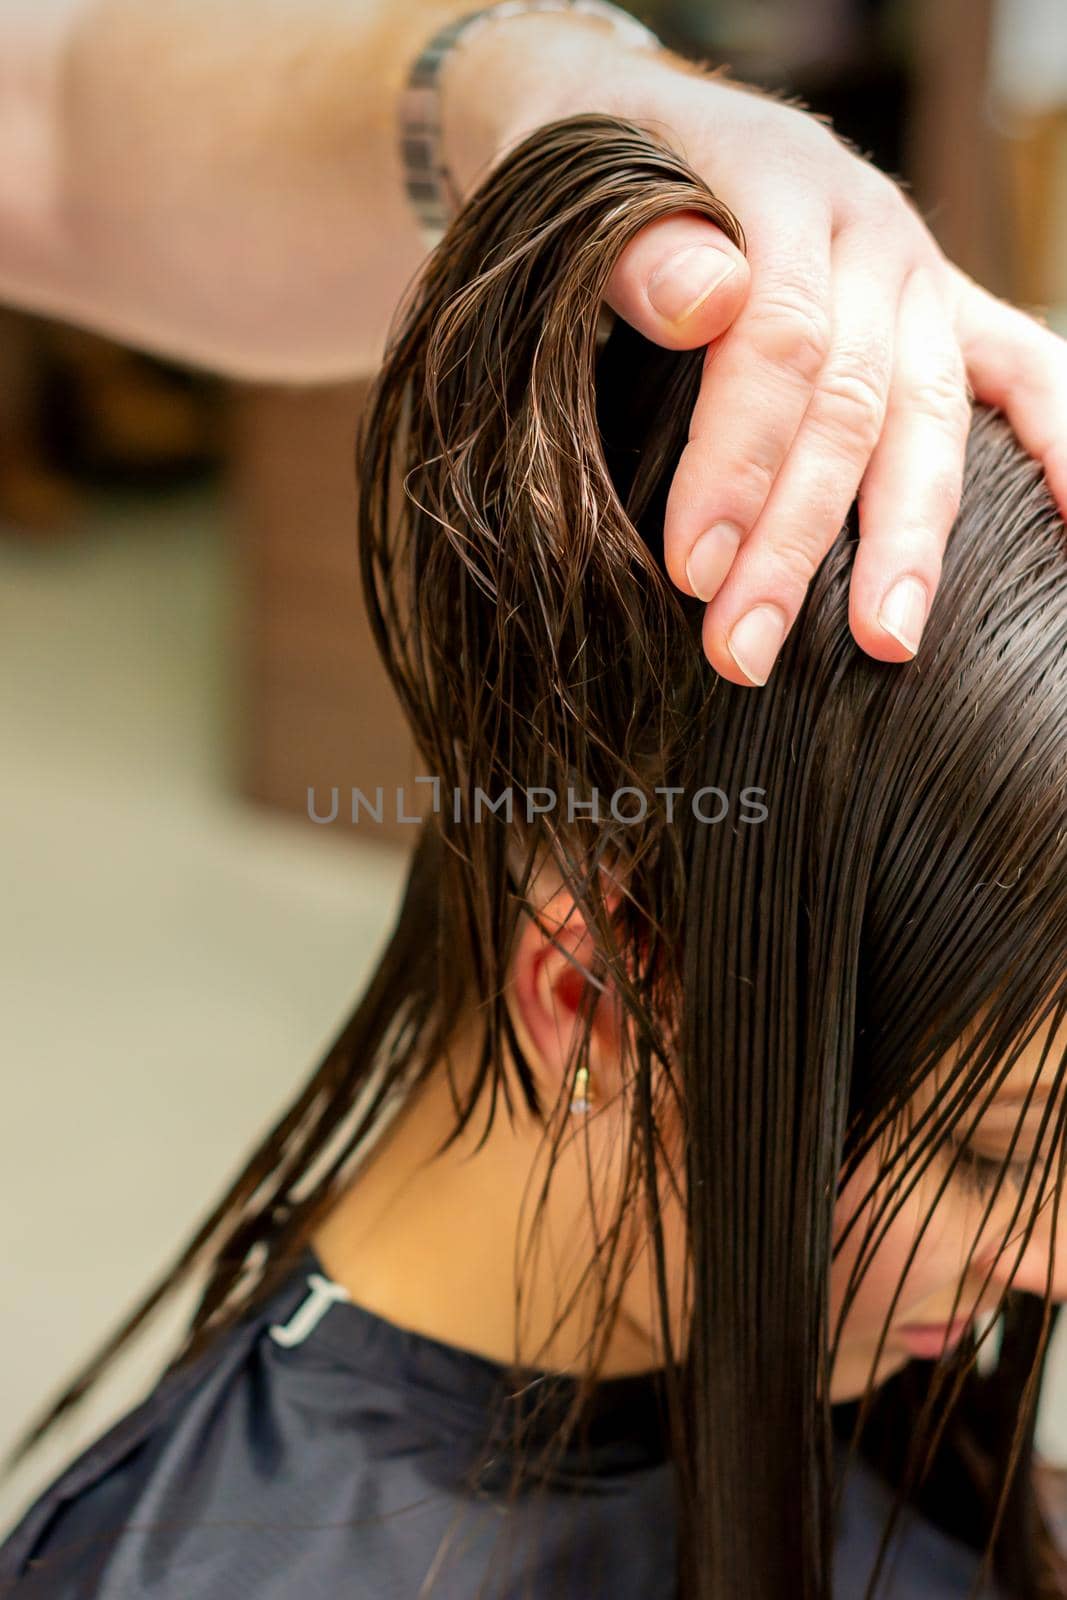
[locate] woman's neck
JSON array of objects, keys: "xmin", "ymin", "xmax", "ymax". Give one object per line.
[{"xmin": 309, "ymin": 1021, "xmax": 662, "ymax": 1377}]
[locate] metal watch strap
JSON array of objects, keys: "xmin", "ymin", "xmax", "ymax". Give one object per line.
[{"xmin": 398, "ymin": 0, "xmax": 663, "ymax": 250}]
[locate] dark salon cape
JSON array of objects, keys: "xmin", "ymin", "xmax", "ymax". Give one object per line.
[{"xmin": 0, "ymin": 1247, "xmax": 1003, "ymax": 1599}]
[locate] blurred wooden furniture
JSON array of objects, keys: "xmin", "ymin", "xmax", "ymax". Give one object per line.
[
  {"xmin": 907, "ymin": 0, "xmax": 1010, "ymax": 296},
  {"xmin": 999, "ymin": 108, "xmax": 1067, "ymax": 318},
  {"xmin": 229, "ymin": 381, "xmax": 423, "ymax": 851}
]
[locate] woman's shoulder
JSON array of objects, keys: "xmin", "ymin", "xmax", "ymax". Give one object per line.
[
  {"xmin": 0, "ymin": 1251, "xmax": 316, "ymax": 1597},
  {"xmin": 0, "ymin": 1249, "xmax": 676, "ymax": 1600},
  {"xmin": 833, "ymin": 1437, "xmax": 1008, "ymax": 1599}
]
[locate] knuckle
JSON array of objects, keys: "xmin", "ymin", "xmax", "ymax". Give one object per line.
[
  {"xmin": 765, "ymin": 527, "xmax": 823, "ymax": 591},
  {"xmin": 810, "ymin": 358, "xmax": 887, "ymax": 454},
  {"xmin": 736, "ymin": 450, "xmax": 778, "ymax": 511},
  {"xmin": 908, "ymin": 365, "xmax": 972, "ymax": 435},
  {"xmin": 924, "ymin": 464, "xmax": 965, "ymax": 529},
  {"xmin": 673, "ymin": 438, "xmax": 777, "ymax": 529},
  {"xmin": 856, "ymin": 167, "xmax": 906, "ymax": 226},
  {"xmin": 748, "ymin": 289, "xmax": 832, "ymax": 383},
  {"xmin": 793, "ymin": 115, "xmax": 842, "ymax": 171}
]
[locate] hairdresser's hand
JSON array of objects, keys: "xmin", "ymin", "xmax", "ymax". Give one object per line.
[
  {"xmin": 448, "ymin": 13, "xmax": 1067, "ymax": 686},
  {"xmin": 589, "ymin": 72, "xmax": 1067, "ymax": 685}
]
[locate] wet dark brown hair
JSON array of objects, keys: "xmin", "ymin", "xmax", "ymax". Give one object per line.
[{"xmin": 6, "ymin": 114, "xmax": 1067, "ymax": 1600}]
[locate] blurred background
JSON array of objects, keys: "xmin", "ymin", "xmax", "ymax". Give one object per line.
[{"xmin": 3, "ymin": 0, "xmax": 1067, "ymax": 1532}]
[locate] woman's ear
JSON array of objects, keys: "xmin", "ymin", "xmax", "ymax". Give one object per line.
[{"xmin": 508, "ymin": 885, "xmax": 625, "ymax": 1111}]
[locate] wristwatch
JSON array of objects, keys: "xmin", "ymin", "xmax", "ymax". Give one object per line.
[{"xmin": 398, "ymin": 0, "xmax": 663, "ymax": 249}]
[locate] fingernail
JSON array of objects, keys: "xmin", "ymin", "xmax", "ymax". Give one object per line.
[
  {"xmin": 878, "ymin": 576, "xmax": 928, "ymax": 654},
  {"xmin": 727, "ymin": 605, "xmax": 788, "ymax": 686},
  {"xmin": 647, "ymin": 245, "xmax": 737, "ymax": 325},
  {"xmin": 685, "ymin": 523, "xmax": 742, "ymax": 602}
]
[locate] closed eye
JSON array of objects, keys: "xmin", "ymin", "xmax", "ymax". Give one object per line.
[{"xmin": 952, "ymin": 1144, "xmax": 1030, "ymax": 1198}]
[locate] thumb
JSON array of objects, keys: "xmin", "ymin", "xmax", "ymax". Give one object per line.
[{"xmin": 603, "ymin": 210, "xmax": 750, "ymax": 351}]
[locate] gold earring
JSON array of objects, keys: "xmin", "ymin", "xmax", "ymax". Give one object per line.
[{"xmin": 570, "ymin": 1064, "xmax": 595, "ymax": 1116}]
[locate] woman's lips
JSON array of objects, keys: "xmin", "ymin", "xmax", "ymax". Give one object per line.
[{"xmin": 894, "ymin": 1316, "xmax": 972, "ymax": 1359}]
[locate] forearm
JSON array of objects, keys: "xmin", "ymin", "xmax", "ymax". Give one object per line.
[{"xmin": 0, "ymin": 2, "xmax": 511, "ymax": 379}]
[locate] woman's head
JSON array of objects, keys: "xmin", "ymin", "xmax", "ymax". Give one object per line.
[
  {"xmin": 501, "ymin": 860, "xmax": 1067, "ymax": 1405},
  {"xmin": 493, "ymin": 394, "xmax": 1067, "ymax": 1414},
  {"xmin": 354, "ymin": 113, "xmax": 1067, "ymax": 1594}
]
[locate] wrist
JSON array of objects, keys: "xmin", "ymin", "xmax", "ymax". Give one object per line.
[{"xmin": 438, "ymin": 10, "xmax": 673, "ymax": 209}]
